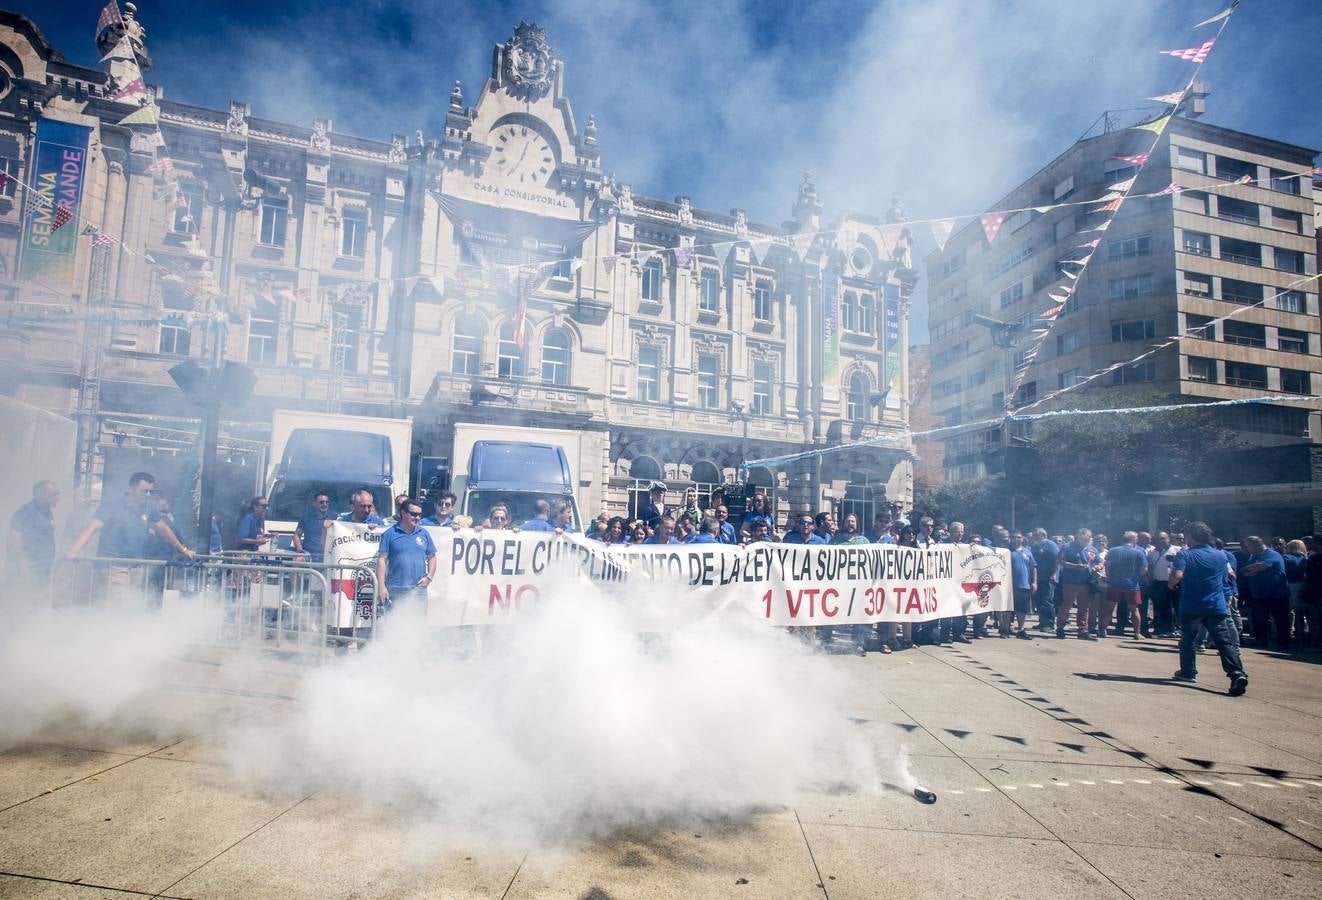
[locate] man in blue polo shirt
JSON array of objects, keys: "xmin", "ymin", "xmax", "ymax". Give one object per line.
[
  {"xmin": 519, "ymin": 499, "xmax": 556, "ymax": 532},
  {"xmin": 376, "ymin": 499, "xmax": 436, "ymax": 608},
  {"xmin": 740, "ymin": 492, "xmax": 774, "ymax": 541},
  {"xmin": 783, "ymin": 513, "xmax": 827, "ymax": 545},
  {"xmin": 421, "ymin": 492, "xmax": 457, "ymax": 527},
  {"xmin": 1030, "ymin": 528, "xmax": 1060, "ymax": 632},
  {"xmin": 8, "ymin": 480, "xmax": 59, "ymax": 592},
  {"xmin": 1169, "ymin": 521, "xmax": 1247, "ymax": 696},
  {"xmin": 1104, "ymin": 531, "xmax": 1148, "ymax": 639},
  {"xmin": 66, "ymin": 471, "xmax": 194, "ymax": 562},
  {"xmin": 336, "ymin": 490, "xmax": 384, "ymax": 526},
  {"xmin": 642, "ymin": 515, "xmax": 680, "ymax": 544},
  {"xmin": 687, "ymin": 517, "xmax": 722, "ymax": 544},
  {"xmin": 293, "ymin": 492, "xmax": 331, "ymax": 559},
  {"xmin": 1056, "ymin": 528, "xmax": 1097, "ymax": 640},
  {"xmin": 1239, "ymin": 535, "xmax": 1291, "ymax": 649},
  {"xmin": 235, "ymin": 496, "xmax": 271, "ymax": 551}
]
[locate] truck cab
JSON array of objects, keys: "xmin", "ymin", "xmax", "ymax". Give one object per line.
[
  {"xmin": 265, "ymin": 427, "xmax": 397, "ymax": 548},
  {"xmin": 455, "ymin": 440, "xmax": 580, "ymax": 532}
]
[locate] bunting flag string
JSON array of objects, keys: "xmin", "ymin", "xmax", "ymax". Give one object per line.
[
  {"xmin": 1158, "ymin": 40, "xmax": 1215, "ymax": 63},
  {"xmin": 1196, "ymin": 2, "xmax": 1238, "ymax": 28},
  {"xmin": 1111, "ymin": 153, "xmax": 1150, "ymax": 166},
  {"xmin": 928, "ymin": 219, "xmax": 955, "ymax": 251},
  {"xmin": 712, "ymin": 241, "xmax": 735, "ymax": 267},
  {"xmin": 116, "ymin": 104, "xmax": 159, "ymax": 127},
  {"xmin": 1131, "ymin": 114, "xmax": 1171, "ymax": 135},
  {"xmin": 980, "ymin": 212, "xmax": 1006, "ymax": 244},
  {"xmin": 1147, "ymin": 91, "xmax": 1187, "ymax": 106}
]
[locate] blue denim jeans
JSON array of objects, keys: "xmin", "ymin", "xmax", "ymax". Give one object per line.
[
  {"xmin": 1178, "ymin": 613, "xmax": 1245, "ymax": 680},
  {"xmin": 1034, "ymin": 580, "xmax": 1057, "ymax": 629}
]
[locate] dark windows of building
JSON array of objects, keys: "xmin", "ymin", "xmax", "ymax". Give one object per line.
[
  {"xmin": 641, "ymin": 258, "xmax": 663, "ymax": 303},
  {"xmin": 1281, "ymin": 369, "xmax": 1311, "ymax": 395},
  {"xmin": 1217, "ymin": 196, "xmax": 1258, "ymax": 226},
  {"xmin": 846, "ymin": 373, "xmax": 869, "ymax": 422},
  {"xmin": 540, "ymin": 328, "xmax": 571, "ymax": 385},
  {"xmin": 1215, "ymin": 155, "xmax": 1256, "ymax": 183},
  {"xmin": 1220, "ymin": 237, "xmax": 1261, "ymax": 266},
  {"xmin": 497, "ymin": 322, "xmax": 525, "ymax": 378},
  {"xmin": 1222, "ymin": 278, "xmax": 1263, "ymax": 305},
  {"xmin": 451, "ymin": 315, "xmax": 483, "ymax": 375},
  {"xmin": 754, "ymin": 280, "xmax": 773, "ymax": 321},
  {"xmin": 1057, "ymin": 368, "xmax": 1082, "ymax": 389},
  {"xmin": 1056, "ymin": 331, "xmax": 1083, "ymax": 355},
  {"xmin": 172, "ymin": 188, "xmax": 202, "ymax": 235},
  {"xmin": 1278, "ymin": 328, "xmax": 1308, "ymax": 354},
  {"xmin": 1107, "ymin": 233, "xmax": 1151, "ymax": 261},
  {"xmin": 696, "ymin": 354, "xmax": 720, "ymax": 408},
  {"xmin": 1177, "ymin": 190, "xmax": 1210, "ymax": 215},
  {"xmin": 0, "ymin": 156, "xmax": 17, "ymax": 198},
  {"xmin": 699, "ymin": 268, "xmax": 720, "ymax": 313},
  {"xmin": 858, "ymin": 293, "xmax": 875, "ymax": 334},
  {"xmin": 1174, "ymin": 146, "xmax": 1206, "ymax": 174},
  {"xmin": 1271, "ymin": 208, "xmax": 1304, "ymax": 234},
  {"xmin": 638, "ymin": 345, "xmax": 661, "ymax": 402},
  {"xmin": 1222, "ymin": 320, "xmax": 1266, "ymax": 348},
  {"xmin": 340, "ymin": 208, "xmax": 367, "ymax": 258},
  {"xmin": 258, "ymin": 195, "xmax": 288, "ymax": 247},
  {"xmin": 1269, "ymin": 168, "xmax": 1302, "ymax": 195},
  {"xmin": 1231, "ymin": 405, "xmax": 1309, "ymax": 437},
  {"xmin": 998, "ymin": 279, "xmax": 1025, "ymax": 309},
  {"xmin": 1111, "ymin": 362, "xmax": 1155, "ymax": 385},
  {"xmin": 1182, "ymin": 271, "xmax": 1212, "ymax": 297},
  {"xmin": 1184, "ymin": 314, "xmax": 1215, "ymax": 340},
  {"xmin": 752, "ymin": 361, "xmax": 774, "ymax": 415},
  {"xmin": 1187, "ymin": 356, "xmax": 1217, "ymax": 383},
  {"xmin": 1224, "ymin": 361, "xmax": 1268, "ymax": 389},
  {"xmin": 1108, "ymin": 274, "xmax": 1153, "ymax": 300},
  {"xmin": 1014, "ymin": 381, "xmax": 1037, "ymax": 404},
  {"xmin": 1274, "ymin": 248, "xmax": 1305, "ymax": 274},
  {"xmin": 932, "ymin": 377, "xmax": 961, "ymax": 400},
  {"xmin": 247, "ymin": 297, "xmax": 278, "ymax": 363},
  {"xmin": 1111, "ymin": 319, "xmax": 1155, "ymax": 342},
  {"xmin": 1276, "ymin": 290, "xmax": 1306, "ymax": 314},
  {"xmin": 1182, "ymin": 230, "xmax": 1212, "ymax": 256},
  {"xmin": 158, "ymin": 317, "xmax": 191, "ymax": 356},
  {"xmin": 841, "ymin": 291, "xmax": 858, "ymax": 332}
]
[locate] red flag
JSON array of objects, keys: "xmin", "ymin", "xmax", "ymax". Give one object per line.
[
  {"xmin": 112, "ymin": 78, "xmax": 146, "ymax": 101},
  {"xmin": 95, "ymin": 1, "xmax": 123, "ymax": 38},
  {"xmin": 1111, "ymin": 154, "xmax": 1149, "ymax": 166},
  {"xmin": 0, "ymin": 170, "xmax": 13, "ymax": 190},
  {"xmin": 1151, "ymin": 182, "xmax": 1184, "ymax": 197},
  {"xmin": 93, "ymin": 231, "xmax": 118, "ymax": 246},
  {"xmin": 1091, "ymin": 197, "xmax": 1123, "ymax": 213},
  {"xmin": 52, "ymin": 205, "xmax": 74, "ymax": 232},
  {"xmin": 980, "ymin": 213, "xmax": 1006, "ymax": 244},
  {"xmin": 1158, "ymin": 40, "xmax": 1215, "ymax": 64}
]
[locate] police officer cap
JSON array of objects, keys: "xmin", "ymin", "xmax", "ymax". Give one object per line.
[{"xmin": 648, "ymin": 481, "xmax": 667, "ymax": 493}]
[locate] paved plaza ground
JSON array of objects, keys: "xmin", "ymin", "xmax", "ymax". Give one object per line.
[{"xmin": 1, "ymin": 632, "xmax": 1320, "ymax": 899}]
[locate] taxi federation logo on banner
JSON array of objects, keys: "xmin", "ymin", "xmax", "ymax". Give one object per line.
[{"xmin": 959, "ymin": 547, "xmax": 1006, "ymax": 608}]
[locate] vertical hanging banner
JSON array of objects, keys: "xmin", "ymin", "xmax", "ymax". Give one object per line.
[
  {"xmin": 882, "ymin": 280, "xmax": 902, "ymax": 395},
  {"xmin": 20, "ymin": 118, "xmax": 92, "ymax": 285},
  {"xmin": 822, "ymin": 265, "xmax": 840, "ymax": 386}
]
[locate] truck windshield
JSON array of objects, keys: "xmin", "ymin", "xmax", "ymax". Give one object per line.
[
  {"xmin": 267, "ymin": 481, "xmax": 393, "ymax": 522},
  {"xmin": 465, "ymin": 490, "xmax": 579, "ymax": 532}
]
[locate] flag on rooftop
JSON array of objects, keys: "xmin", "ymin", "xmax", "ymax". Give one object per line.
[
  {"xmin": 112, "ymin": 78, "xmax": 147, "ymax": 101},
  {"xmin": 95, "ymin": 1, "xmax": 122, "ymax": 39}
]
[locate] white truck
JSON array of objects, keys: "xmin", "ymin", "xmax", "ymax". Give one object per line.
[
  {"xmin": 448, "ymin": 423, "xmax": 592, "ymax": 532},
  {"xmin": 263, "ymin": 410, "xmax": 412, "ymax": 546}
]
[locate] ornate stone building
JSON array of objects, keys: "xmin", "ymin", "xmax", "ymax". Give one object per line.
[{"xmin": 0, "ymin": 9, "xmax": 914, "ymax": 524}]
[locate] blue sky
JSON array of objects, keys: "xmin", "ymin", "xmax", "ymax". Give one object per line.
[{"xmin": 19, "ymin": 1, "xmax": 1322, "ymax": 336}]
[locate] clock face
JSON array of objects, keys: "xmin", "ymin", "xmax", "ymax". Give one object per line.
[{"xmin": 490, "ymin": 123, "xmax": 556, "ymax": 185}]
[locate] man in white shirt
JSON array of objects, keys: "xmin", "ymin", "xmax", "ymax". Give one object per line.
[{"xmin": 1148, "ymin": 531, "xmax": 1181, "ymax": 637}]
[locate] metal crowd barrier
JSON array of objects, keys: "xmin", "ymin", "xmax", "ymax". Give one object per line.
[{"xmin": 48, "ymin": 554, "xmax": 382, "ymax": 660}]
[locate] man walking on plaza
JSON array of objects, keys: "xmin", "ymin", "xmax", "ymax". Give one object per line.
[{"xmin": 1168, "ymin": 521, "xmax": 1248, "ymax": 696}]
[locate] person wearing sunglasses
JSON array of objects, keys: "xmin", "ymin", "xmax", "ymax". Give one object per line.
[
  {"xmin": 236, "ymin": 496, "xmax": 272, "ymax": 550},
  {"xmin": 376, "ymin": 499, "xmax": 437, "ymax": 610},
  {"xmin": 293, "ymin": 493, "xmax": 332, "ymax": 559},
  {"xmin": 421, "ymin": 492, "xmax": 457, "ymax": 527}
]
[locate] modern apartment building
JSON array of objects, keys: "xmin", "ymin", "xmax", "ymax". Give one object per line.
[{"xmin": 925, "ymin": 109, "xmax": 1319, "ymax": 483}]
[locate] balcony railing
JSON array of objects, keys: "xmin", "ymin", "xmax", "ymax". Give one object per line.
[
  {"xmin": 1225, "ymin": 376, "xmax": 1268, "ymax": 389},
  {"xmin": 1218, "ymin": 211, "xmax": 1259, "ymax": 226},
  {"xmin": 1222, "ymin": 334, "xmax": 1266, "ymax": 348},
  {"xmin": 1220, "ymin": 251, "xmax": 1261, "ymax": 266}
]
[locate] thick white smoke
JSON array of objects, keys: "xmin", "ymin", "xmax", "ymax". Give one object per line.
[{"xmin": 1, "ymin": 585, "xmax": 893, "ymax": 847}]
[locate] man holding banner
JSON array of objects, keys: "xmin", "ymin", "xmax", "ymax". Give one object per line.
[{"xmin": 376, "ymin": 499, "xmax": 436, "ymax": 609}]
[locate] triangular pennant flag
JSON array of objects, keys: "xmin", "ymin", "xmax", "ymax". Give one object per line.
[
  {"xmin": 1041, "ymin": 304, "xmax": 1065, "ymax": 317},
  {"xmin": 1106, "ymin": 177, "xmax": 1136, "ymax": 193},
  {"xmin": 1231, "ymin": 174, "xmax": 1253, "ymax": 185},
  {"xmin": 1084, "ymin": 219, "xmax": 1113, "ymax": 233},
  {"xmin": 1150, "ymin": 182, "xmax": 1184, "ymax": 197},
  {"xmin": 602, "ymin": 255, "xmax": 618, "ymax": 275},
  {"xmin": 928, "ymin": 219, "xmax": 955, "ymax": 252},
  {"xmin": 1147, "ymin": 91, "xmax": 1186, "ymax": 106},
  {"xmin": 1062, "ymin": 268, "xmax": 1081, "ymax": 281},
  {"xmin": 712, "ymin": 241, "xmax": 734, "ymax": 267},
  {"xmin": 1131, "ymin": 115, "xmax": 1171, "ymax": 135},
  {"xmin": 790, "ymin": 232, "xmax": 814, "ymax": 261},
  {"xmin": 749, "ymin": 237, "xmax": 774, "ymax": 263},
  {"xmin": 52, "ymin": 206, "xmax": 74, "ymax": 232},
  {"xmin": 1196, "ymin": 2, "xmax": 1237, "ymax": 28},
  {"xmin": 117, "ymin": 105, "xmax": 159, "ymax": 127},
  {"xmin": 1075, "ymin": 238, "xmax": 1101, "ymax": 249},
  {"xmin": 94, "ymin": 231, "xmax": 117, "ymax": 246},
  {"xmin": 875, "ymin": 223, "xmax": 901, "ymax": 259},
  {"xmin": 1111, "ymin": 153, "xmax": 1150, "ymax": 166},
  {"xmin": 1158, "ymin": 40, "xmax": 1215, "ymax": 64},
  {"xmin": 1032, "ymin": 205, "xmax": 1059, "ymax": 214},
  {"xmin": 112, "ymin": 79, "xmax": 147, "ymax": 102},
  {"xmin": 96, "ymin": 1, "xmax": 123, "ymax": 39},
  {"xmin": 1091, "ymin": 197, "xmax": 1123, "ymax": 213},
  {"xmin": 673, "ymin": 235, "xmax": 693, "ymax": 268},
  {"xmin": 980, "ymin": 212, "xmax": 1006, "ymax": 244}
]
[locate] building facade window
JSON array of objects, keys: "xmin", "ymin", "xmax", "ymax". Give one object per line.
[
  {"xmin": 158, "ymin": 318, "xmax": 191, "ymax": 356},
  {"xmin": 540, "ymin": 328, "xmax": 571, "ymax": 385},
  {"xmin": 1108, "ymin": 274, "xmax": 1153, "ymax": 300},
  {"xmin": 1057, "ymin": 368, "xmax": 1082, "ymax": 389},
  {"xmin": 1182, "ymin": 231, "xmax": 1212, "ymax": 256},
  {"xmin": 1187, "ymin": 356, "xmax": 1216, "ymax": 382},
  {"xmin": 846, "ymin": 373, "xmax": 869, "ymax": 422},
  {"xmin": 754, "ymin": 280, "xmax": 773, "ymax": 321},
  {"xmin": 497, "ymin": 322, "xmax": 524, "ymax": 378},
  {"xmin": 1225, "ymin": 361, "xmax": 1268, "ymax": 389},
  {"xmin": 696, "ymin": 354, "xmax": 719, "ymax": 408},
  {"xmin": 1056, "ymin": 331, "xmax": 1084, "ymax": 355},
  {"xmin": 1217, "ymin": 196, "xmax": 1258, "ymax": 225},
  {"xmin": 0, "ymin": 156, "xmax": 17, "ymax": 198},
  {"xmin": 1184, "ymin": 314, "xmax": 1215, "ymax": 339},
  {"xmin": 1222, "ymin": 278, "xmax": 1263, "ymax": 304},
  {"xmin": 1220, "ymin": 237, "xmax": 1261, "ymax": 267},
  {"xmin": 752, "ymin": 361, "xmax": 773, "ymax": 415},
  {"xmin": 258, "ymin": 196, "xmax": 288, "ymax": 247},
  {"xmin": 1107, "ymin": 233, "xmax": 1151, "ymax": 260},
  {"xmin": 641, "ymin": 258, "xmax": 663, "ymax": 302},
  {"xmin": 1281, "ymin": 369, "xmax": 1311, "ymax": 394},
  {"xmin": 1274, "ymin": 248, "xmax": 1305, "ymax": 274},
  {"xmin": 1269, "ymin": 168, "xmax": 1302, "ymax": 195},
  {"xmin": 698, "ymin": 269, "xmax": 720, "ymax": 313},
  {"xmin": 1182, "ymin": 271, "xmax": 1212, "ymax": 297},
  {"xmin": 1111, "ymin": 319, "xmax": 1155, "ymax": 342},
  {"xmin": 330, "ymin": 304, "xmax": 361, "ymax": 373},
  {"xmin": 858, "ymin": 293, "xmax": 874, "ymax": 334},
  {"xmin": 247, "ymin": 298, "xmax": 278, "ymax": 363},
  {"xmin": 1222, "ymin": 320, "xmax": 1266, "ymax": 348},
  {"xmin": 1111, "ymin": 362, "xmax": 1155, "ymax": 384},
  {"xmin": 1278, "ymin": 328, "xmax": 1308, "ymax": 354},
  {"xmin": 340, "ymin": 208, "xmax": 367, "ymax": 258},
  {"xmin": 1276, "ymin": 290, "xmax": 1306, "ymax": 313},
  {"xmin": 998, "ymin": 279, "xmax": 1025, "ymax": 309},
  {"xmin": 638, "ymin": 345, "xmax": 661, "ymax": 402},
  {"xmin": 1174, "ymin": 147, "xmax": 1206, "ymax": 173},
  {"xmin": 452, "ymin": 315, "xmax": 483, "ymax": 375},
  {"xmin": 841, "ymin": 291, "xmax": 858, "ymax": 332}
]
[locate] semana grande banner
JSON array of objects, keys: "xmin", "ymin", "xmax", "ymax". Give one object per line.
[
  {"xmin": 883, "ymin": 281, "xmax": 901, "ymax": 395},
  {"xmin": 822, "ymin": 266, "xmax": 840, "ymax": 387},
  {"xmin": 328, "ymin": 523, "xmax": 1011, "ymax": 628},
  {"xmin": 20, "ymin": 118, "xmax": 91, "ymax": 285}
]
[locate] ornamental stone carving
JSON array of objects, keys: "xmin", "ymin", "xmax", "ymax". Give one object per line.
[
  {"xmin": 310, "ymin": 118, "xmax": 331, "ymax": 153},
  {"xmin": 498, "ymin": 22, "xmax": 554, "ymax": 101},
  {"xmin": 388, "ymin": 134, "xmax": 407, "ymax": 165},
  {"xmin": 226, "ymin": 101, "xmax": 248, "ymax": 136}
]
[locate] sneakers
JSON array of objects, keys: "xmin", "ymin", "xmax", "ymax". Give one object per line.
[
  {"xmin": 1079, "ymin": 633, "xmax": 1097, "ymax": 641},
  {"xmin": 1056, "ymin": 629, "xmax": 1067, "ymax": 639},
  {"xmin": 1228, "ymin": 674, "xmax": 1248, "ymax": 697},
  {"xmin": 1171, "ymin": 671, "xmax": 1196, "ymax": 682},
  {"xmin": 1016, "ymin": 630, "xmax": 1033, "ymax": 640},
  {"xmin": 953, "ymin": 634, "xmax": 972, "ymax": 644}
]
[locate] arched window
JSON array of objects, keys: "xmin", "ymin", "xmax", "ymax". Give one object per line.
[
  {"xmin": 641, "ymin": 257, "xmax": 663, "ymax": 302},
  {"xmin": 690, "ymin": 461, "xmax": 721, "ymax": 490},
  {"xmin": 540, "ymin": 328, "xmax": 571, "ymax": 386},
  {"xmin": 630, "ymin": 456, "xmax": 662, "ymax": 482},
  {"xmin": 858, "ymin": 293, "xmax": 875, "ymax": 334},
  {"xmin": 842, "ymin": 291, "xmax": 859, "ymax": 332},
  {"xmin": 452, "ymin": 315, "xmax": 483, "ymax": 375},
  {"xmin": 498, "ymin": 321, "xmax": 525, "ymax": 378},
  {"xmin": 846, "ymin": 373, "xmax": 869, "ymax": 422}
]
